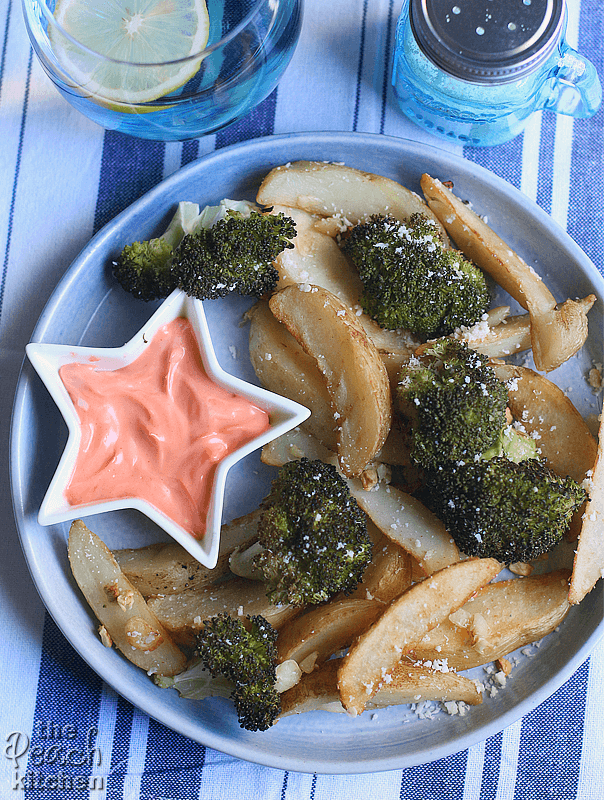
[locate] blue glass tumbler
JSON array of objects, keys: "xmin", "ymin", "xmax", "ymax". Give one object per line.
[{"xmin": 392, "ymin": 0, "xmax": 601, "ymax": 147}]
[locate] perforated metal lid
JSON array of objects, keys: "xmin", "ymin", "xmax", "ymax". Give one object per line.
[{"xmin": 410, "ymin": 0, "xmax": 565, "ymax": 83}]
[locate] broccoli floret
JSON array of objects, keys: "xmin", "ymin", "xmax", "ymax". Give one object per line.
[
  {"xmin": 397, "ymin": 339, "xmax": 508, "ymax": 469},
  {"xmin": 424, "ymin": 457, "xmax": 587, "ymax": 563},
  {"xmin": 254, "ymin": 458, "xmax": 372, "ymax": 606},
  {"xmin": 113, "ymin": 201, "xmax": 202, "ymax": 301},
  {"xmin": 195, "ymin": 613, "xmax": 280, "ymax": 732},
  {"xmin": 174, "ymin": 210, "xmax": 296, "ymax": 300},
  {"xmin": 341, "ymin": 213, "xmax": 490, "ymax": 336}
]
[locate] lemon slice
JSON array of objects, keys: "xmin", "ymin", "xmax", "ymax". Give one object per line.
[{"xmin": 49, "ymin": 0, "xmax": 210, "ymax": 107}]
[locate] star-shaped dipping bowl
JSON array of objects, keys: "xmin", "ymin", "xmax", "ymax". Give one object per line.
[{"xmin": 26, "ymin": 290, "xmax": 310, "ymax": 568}]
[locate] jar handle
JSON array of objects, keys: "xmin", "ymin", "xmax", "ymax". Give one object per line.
[{"xmin": 540, "ymin": 43, "xmax": 602, "ymax": 118}]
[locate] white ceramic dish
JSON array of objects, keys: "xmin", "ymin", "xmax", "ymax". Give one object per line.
[
  {"xmin": 25, "ymin": 289, "xmax": 309, "ymax": 568},
  {"xmin": 10, "ymin": 132, "xmax": 604, "ymax": 773}
]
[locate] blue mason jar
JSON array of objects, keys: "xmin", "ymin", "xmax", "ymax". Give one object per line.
[{"xmin": 392, "ymin": 0, "xmax": 601, "ymax": 146}]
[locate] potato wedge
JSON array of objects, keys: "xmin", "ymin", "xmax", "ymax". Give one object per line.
[
  {"xmin": 457, "ymin": 313, "xmax": 532, "ymax": 359},
  {"xmin": 261, "ymin": 426, "xmax": 332, "ymax": 467},
  {"xmin": 113, "ymin": 509, "xmax": 262, "ymax": 596},
  {"xmin": 492, "ymin": 362, "xmax": 597, "ymax": 483},
  {"xmin": 409, "ymin": 569, "xmax": 571, "ymax": 669},
  {"xmin": 349, "ymin": 480, "xmax": 460, "ymax": 575},
  {"xmin": 337, "ymin": 557, "xmax": 501, "ymax": 715},
  {"xmin": 147, "ymin": 575, "xmax": 300, "ymax": 647},
  {"xmin": 276, "ymin": 598, "xmax": 384, "ymax": 669},
  {"xmin": 420, "ymin": 174, "xmax": 595, "ymax": 372},
  {"xmin": 350, "ymin": 525, "xmax": 414, "ymax": 603},
  {"xmin": 113, "ymin": 541, "xmax": 217, "ymax": 597},
  {"xmin": 281, "ymin": 657, "xmax": 482, "ymax": 717},
  {"xmin": 248, "ymin": 299, "xmax": 338, "ymax": 450},
  {"xmin": 68, "ymin": 520, "xmax": 187, "ymax": 676},
  {"xmin": 257, "ymin": 161, "xmax": 448, "ymax": 241},
  {"xmin": 250, "ymin": 302, "xmax": 410, "ymax": 466},
  {"xmin": 269, "ymin": 284, "xmax": 391, "ymax": 477},
  {"xmin": 569, "ymin": 413, "xmax": 604, "ymax": 604}
]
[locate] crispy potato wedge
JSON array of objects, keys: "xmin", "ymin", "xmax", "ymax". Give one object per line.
[
  {"xmin": 68, "ymin": 520, "xmax": 187, "ymax": 676},
  {"xmin": 269, "ymin": 284, "xmax": 392, "ymax": 477},
  {"xmin": 248, "ymin": 299, "xmax": 338, "ymax": 450},
  {"xmin": 271, "ymin": 205, "xmax": 363, "ymax": 300},
  {"xmin": 113, "ymin": 541, "xmax": 217, "ymax": 597},
  {"xmin": 276, "ymin": 598, "xmax": 384, "ymax": 669},
  {"xmin": 457, "ymin": 313, "xmax": 532, "ymax": 359},
  {"xmin": 281, "ymin": 657, "xmax": 482, "ymax": 717},
  {"xmin": 420, "ymin": 174, "xmax": 595, "ymax": 372},
  {"xmin": 337, "ymin": 557, "xmax": 501, "ymax": 715},
  {"xmin": 570, "ymin": 413, "xmax": 604, "ymax": 604},
  {"xmin": 250, "ymin": 301, "xmax": 410, "ymax": 465},
  {"xmin": 350, "ymin": 525, "xmax": 414, "ymax": 603},
  {"xmin": 349, "ymin": 480, "xmax": 460, "ymax": 575},
  {"xmin": 409, "ymin": 569, "xmax": 571, "ymax": 669},
  {"xmin": 492, "ymin": 362, "xmax": 597, "ymax": 483},
  {"xmin": 147, "ymin": 575, "xmax": 300, "ymax": 648},
  {"xmin": 261, "ymin": 426, "xmax": 332, "ymax": 467},
  {"xmin": 257, "ymin": 161, "xmax": 448, "ymax": 241},
  {"xmin": 113, "ymin": 509, "xmax": 262, "ymax": 597}
]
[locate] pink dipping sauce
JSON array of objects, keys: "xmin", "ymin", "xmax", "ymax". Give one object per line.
[{"xmin": 59, "ymin": 317, "xmax": 270, "ymax": 538}]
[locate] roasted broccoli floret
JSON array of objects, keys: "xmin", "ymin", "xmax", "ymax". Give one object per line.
[
  {"xmin": 424, "ymin": 457, "xmax": 587, "ymax": 563},
  {"xmin": 397, "ymin": 339, "xmax": 508, "ymax": 469},
  {"xmin": 112, "ymin": 199, "xmax": 292, "ymax": 302},
  {"xmin": 113, "ymin": 201, "xmax": 202, "ymax": 301},
  {"xmin": 174, "ymin": 210, "xmax": 296, "ymax": 300},
  {"xmin": 195, "ymin": 613, "xmax": 280, "ymax": 732},
  {"xmin": 253, "ymin": 458, "xmax": 372, "ymax": 606},
  {"xmin": 341, "ymin": 213, "xmax": 490, "ymax": 336}
]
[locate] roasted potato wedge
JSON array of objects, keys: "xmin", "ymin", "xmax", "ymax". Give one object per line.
[
  {"xmin": 337, "ymin": 557, "xmax": 501, "ymax": 715},
  {"xmin": 257, "ymin": 161, "xmax": 448, "ymax": 241},
  {"xmin": 349, "ymin": 526, "xmax": 414, "ymax": 603},
  {"xmin": 570, "ymin": 413, "xmax": 604, "ymax": 604},
  {"xmin": 269, "ymin": 284, "xmax": 391, "ymax": 477},
  {"xmin": 492, "ymin": 362, "xmax": 597, "ymax": 483},
  {"xmin": 281, "ymin": 657, "xmax": 482, "ymax": 717},
  {"xmin": 68, "ymin": 520, "xmax": 187, "ymax": 676},
  {"xmin": 457, "ymin": 313, "xmax": 532, "ymax": 359},
  {"xmin": 248, "ymin": 299, "xmax": 338, "ymax": 450},
  {"xmin": 409, "ymin": 569, "xmax": 571, "ymax": 669},
  {"xmin": 250, "ymin": 301, "xmax": 410, "ymax": 465},
  {"xmin": 261, "ymin": 426, "xmax": 332, "ymax": 467},
  {"xmin": 349, "ymin": 479, "xmax": 460, "ymax": 575},
  {"xmin": 113, "ymin": 509, "xmax": 262, "ymax": 596},
  {"xmin": 147, "ymin": 575, "xmax": 300, "ymax": 647},
  {"xmin": 421, "ymin": 173, "xmax": 595, "ymax": 372},
  {"xmin": 276, "ymin": 598, "xmax": 384, "ymax": 670},
  {"xmin": 113, "ymin": 541, "xmax": 217, "ymax": 597}
]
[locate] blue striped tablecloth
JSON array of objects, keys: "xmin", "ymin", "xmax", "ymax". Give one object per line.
[{"xmin": 1, "ymin": 0, "xmax": 603, "ymax": 797}]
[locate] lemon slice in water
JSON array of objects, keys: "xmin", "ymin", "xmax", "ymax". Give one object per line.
[{"xmin": 49, "ymin": 0, "xmax": 210, "ymax": 107}]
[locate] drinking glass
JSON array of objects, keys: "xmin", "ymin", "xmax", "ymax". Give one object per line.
[{"xmin": 22, "ymin": 0, "xmax": 303, "ymax": 141}]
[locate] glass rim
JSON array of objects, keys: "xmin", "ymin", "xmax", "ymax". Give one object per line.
[{"xmin": 27, "ymin": 0, "xmax": 274, "ymax": 69}]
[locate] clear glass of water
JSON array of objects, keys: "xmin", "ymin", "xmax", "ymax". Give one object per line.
[{"xmin": 22, "ymin": 0, "xmax": 303, "ymax": 141}]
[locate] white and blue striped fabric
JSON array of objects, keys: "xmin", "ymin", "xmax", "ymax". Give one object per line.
[{"xmin": 1, "ymin": 0, "xmax": 603, "ymax": 797}]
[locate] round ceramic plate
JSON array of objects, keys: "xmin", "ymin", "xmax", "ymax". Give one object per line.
[{"xmin": 10, "ymin": 132, "xmax": 604, "ymax": 774}]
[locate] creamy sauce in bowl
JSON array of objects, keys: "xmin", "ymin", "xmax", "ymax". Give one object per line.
[{"xmin": 59, "ymin": 316, "xmax": 270, "ymax": 539}]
